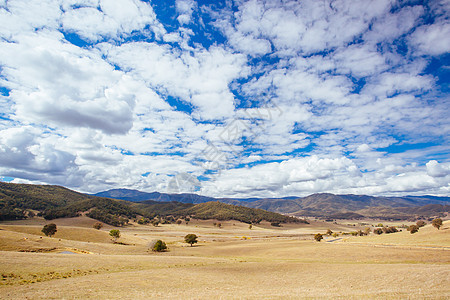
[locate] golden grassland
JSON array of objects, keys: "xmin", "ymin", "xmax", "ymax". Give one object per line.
[{"xmin": 0, "ymin": 217, "xmax": 449, "ymax": 299}]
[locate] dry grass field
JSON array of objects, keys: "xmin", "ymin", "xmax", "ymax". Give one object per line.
[{"xmin": 0, "ymin": 217, "xmax": 449, "ymax": 299}]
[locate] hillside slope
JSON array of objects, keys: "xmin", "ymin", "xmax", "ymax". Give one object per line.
[{"xmin": 0, "ymin": 183, "xmax": 299, "ymax": 225}]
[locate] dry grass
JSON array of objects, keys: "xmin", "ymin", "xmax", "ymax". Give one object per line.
[{"xmin": 0, "ymin": 218, "xmax": 449, "ymax": 299}]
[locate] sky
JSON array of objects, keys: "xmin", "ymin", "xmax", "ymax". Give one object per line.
[{"xmin": 0, "ymin": 0, "xmax": 449, "ymax": 198}]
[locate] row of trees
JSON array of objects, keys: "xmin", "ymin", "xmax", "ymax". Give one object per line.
[{"xmin": 315, "ymin": 218, "xmax": 444, "ymax": 241}]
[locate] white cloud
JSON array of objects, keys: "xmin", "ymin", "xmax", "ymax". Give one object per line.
[
  {"xmin": 61, "ymin": 0, "xmax": 161, "ymax": 42},
  {"xmin": 176, "ymin": 0, "xmax": 196, "ymax": 25},
  {"xmin": 410, "ymin": 22, "xmax": 450, "ymax": 56}
]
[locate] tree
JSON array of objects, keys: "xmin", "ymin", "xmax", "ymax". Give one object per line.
[
  {"xmin": 152, "ymin": 220, "xmax": 160, "ymax": 227},
  {"xmin": 407, "ymin": 225, "xmax": 419, "ymax": 234},
  {"xmin": 93, "ymin": 222, "xmax": 103, "ymax": 230},
  {"xmin": 176, "ymin": 219, "xmax": 182, "ymax": 225},
  {"xmin": 42, "ymin": 223, "xmax": 57, "ymax": 237},
  {"xmin": 432, "ymin": 218, "xmax": 443, "ymax": 230},
  {"xmin": 109, "ymin": 229, "xmax": 121, "ymax": 243},
  {"xmin": 249, "ymin": 224, "xmax": 253, "ymax": 230},
  {"xmin": 373, "ymin": 228, "xmax": 383, "ymax": 235},
  {"xmin": 314, "ymin": 233, "xmax": 323, "ymax": 242},
  {"xmin": 152, "ymin": 240, "xmax": 167, "ymax": 252},
  {"xmin": 416, "ymin": 220, "xmax": 426, "ymax": 228},
  {"xmin": 184, "ymin": 234, "xmax": 198, "ymax": 246},
  {"xmin": 326, "ymin": 229, "xmax": 333, "ymax": 236}
]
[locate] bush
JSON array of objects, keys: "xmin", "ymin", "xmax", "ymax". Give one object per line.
[
  {"xmin": 326, "ymin": 229, "xmax": 333, "ymax": 236},
  {"xmin": 93, "ymin": 222, "xmax": 103, "ymax": 230},
  {"xmin": 407, "ymin": 225, "xmax": 419, "ymax": 234},
  {"xmin": 152, "ymin": 240, "xmax": 167, "ymax": 252},
  {"xmin": 373, "ymin": 228, "xmax": 383, "ymax": 235},
  {"xmin": 332, "ymin": 232, "xmax": 339, "ymax": 238},
  {"xmin": 271, "ymin": 222, "xmax": 281, "ymax": 227},
  {"xmin": 382, "ymin": 226, "xmax": 398, "ymax": 234},
  {"xmin": 138, "ymin": 217, "xmax": 150, "ymax": 225},
  {"xmin": 416, "ymin": 220, "xmax": 426, "ymax": 228},
  {"xmin": 432, "ymin": 218, "xmax": 443, "ymax": 230},
  {"xmin": 42, "ymin": 223, "xmax": 57, "ymax": 237},
  {"xmin": 314, "ymin": 233, "xmax": 323, "ymax": 242}
]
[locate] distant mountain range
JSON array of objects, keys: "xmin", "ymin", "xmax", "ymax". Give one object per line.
[{"xmin": 94, "ymin": 188, "xmax": 450, "ymax": 220}]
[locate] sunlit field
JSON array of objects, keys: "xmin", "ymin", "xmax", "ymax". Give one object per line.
[{"xmin": 1, "ymin": 217, "xmax": 449, "ymax": 299}]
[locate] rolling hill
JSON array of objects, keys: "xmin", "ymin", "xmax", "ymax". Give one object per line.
[{"xmin": 0, "ymin": 182, "xmax": 299, "ymax": 225}]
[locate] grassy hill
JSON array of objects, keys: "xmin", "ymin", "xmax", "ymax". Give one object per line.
[{"xmin": 0, "ymin": 183, "xmax": 300, "ymax": 225}]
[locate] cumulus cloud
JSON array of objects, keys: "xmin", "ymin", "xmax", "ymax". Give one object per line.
[{"xmin": 0, "ymin": 0, "xmax": 448, "ymax": 197}]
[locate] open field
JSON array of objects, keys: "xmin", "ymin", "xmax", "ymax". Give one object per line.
[{"xmin": 1, "ymin": 217, "xmax": 449, "ymax": 299}]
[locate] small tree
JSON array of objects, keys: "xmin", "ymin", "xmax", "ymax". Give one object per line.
[
  {"xmin": 176, "ymin": 219, "xmax": 182, "ymax": 225},
  {"xmin": 416, "ymin": 220, "xmax": 426, "ymax": 228},
  {"xmin": 217, "ymin": 223, "xmax": 222, "ymax": 228},
  {"xmin": 184, "ymin": 234, "xmax": 198, "ymax": 246},
  {"xmin": 407, "ymin": 225, "xmax": 419, "ymax": 234},
  {"xmin": 326, "ymin": 229, "xmax": 333, "ymax": 236},
  {"xmin": 93, "ymin": 222, "xmax": 103, "ymax": 230},
  {"xmin": 314, "ymin": 233, "xmax": 323, "ymax": 242},
  {"xmin": 152, "ymin": 240, "xmax": 167, "ymax": 252},
  {"xmin": 42, "ymin": 223, "xmax": 57, "ymax": 237},
  {"xmin": 109, "ymin": 229, "xmax": 121, "ymax": 243},
  {"xmin": 432, "ymin": 218, "xmax": 443, "ymax": 230},
  {"xmin": 152, "ymin": 220, "xmax": 160, "ymax": 227},
  {"xmin": 249, "ymin": 224, "xmax": 253, "ymax": 230}
]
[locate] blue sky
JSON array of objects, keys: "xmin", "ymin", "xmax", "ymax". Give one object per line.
[{"xmin": 0, "ymin": 0, "xmax": 449, "ymax": 197}]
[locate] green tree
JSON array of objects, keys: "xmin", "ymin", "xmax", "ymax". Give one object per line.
[
  {"xmin": 184, "ymin": 234, "xmax": 198, "ymax": 246},
  {"xmin": 249, "ymin": 224, "xmax": 253, "ymax": 230},
  {"xmin": 432, "ymin": 218, "xmax": 443, "ymax": 230},
  {"xmin": 152, "ymin": 240, "xmax": 167, "ymax": 252},
  {"xmin": 314, "ymin": 233, "xmax": 323, "ymax": 242},
  {"xmin": 109, "ymin": 229, "xmax": 121, "ymax": 243},
  {"xmin": 42, "ymin": 223, "xmax": 57, "ymax": 237},
  {"xmin": 93, "ymin": 222, "xmax": 103, "ymax": 230}
]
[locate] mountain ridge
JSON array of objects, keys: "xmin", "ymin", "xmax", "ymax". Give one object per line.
[{"xmin": 94, "ymin": 188, "xmax": 450, "ymax": 219}]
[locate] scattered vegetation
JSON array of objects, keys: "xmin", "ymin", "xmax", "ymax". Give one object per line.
[
  {"xmin": 184, "ymin": 234, "xmax": 198, "ymax": 246},
  {"xmin": 41, "ymin": 223, "xmax": 57, "ymax": 237}
]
